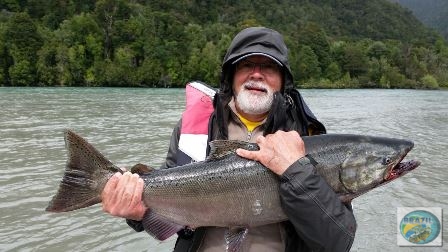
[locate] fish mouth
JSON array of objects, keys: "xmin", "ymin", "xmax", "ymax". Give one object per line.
[
  {"xmin": 384, "ymin": 141, "xmax": 418, "ymax": 181},
  {"xmin": 385, "ymin": 159, "xmax": 420, "ymax": 181}
]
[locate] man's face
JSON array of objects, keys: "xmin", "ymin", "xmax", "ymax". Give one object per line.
[{"xmin": 233, "ymin": 55, "xmax": 283, "ymax": 119}]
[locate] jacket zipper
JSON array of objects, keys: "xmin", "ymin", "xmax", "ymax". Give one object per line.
[
  {"xmin": 247, "ymin": 131, "xmax": 252, "ymax": 141},
  {"xmin": 229, "ymin": 108, "xmax": 263, "ymax": 142}
]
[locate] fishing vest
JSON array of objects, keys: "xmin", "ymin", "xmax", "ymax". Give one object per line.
[
  {"xmin": 177, "ymin": 81, "xmax": 216, "ymax": 165},
  {"xmin": 172, "ymin": 82, "xmax": 328, "ymax": 252}
]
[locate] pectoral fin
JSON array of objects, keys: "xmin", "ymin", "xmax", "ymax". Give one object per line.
[
  {"xmin": 142, "ymin": 209, "xmax": 184, "ymax": 241},
  {"xmin": 225, "ymin": 227, "xmax": 248, "ymax": 252}
]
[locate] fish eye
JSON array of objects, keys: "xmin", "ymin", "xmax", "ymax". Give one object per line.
[{"xmin": 382, "ymin": 157, "xmax": 392, "ymax": 165}]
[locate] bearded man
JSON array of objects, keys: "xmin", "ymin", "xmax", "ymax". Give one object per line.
[{"xmin": 101, "ymin": 27, "xmax": 357, "ymax": 252}]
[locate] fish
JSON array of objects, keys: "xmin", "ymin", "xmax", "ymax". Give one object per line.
[
  {"xmin": 46, "ymin": 130, "xmax": 420, "ymax": 251},
  {"xmin": 408, "ymin": 225, "xmax": 432, "ymax": 243}
]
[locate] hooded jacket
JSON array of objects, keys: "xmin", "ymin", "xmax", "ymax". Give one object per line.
[
  {"xmin": 127, "ymin": 27, "xmax": 356, "ymax": 251},
  {"xmin": 214, "ymin": 27, "xmax": 326, "ymax": 140}
]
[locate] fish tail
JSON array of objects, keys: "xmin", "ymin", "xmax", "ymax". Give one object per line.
[{"xmin": 46, "ymin": 130, "xmax": 121, "ymax": 212}]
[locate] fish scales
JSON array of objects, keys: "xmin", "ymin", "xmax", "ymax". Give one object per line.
[{"xmin": 142, "ymin": 153, "xmax": 286, "ymax": 228}]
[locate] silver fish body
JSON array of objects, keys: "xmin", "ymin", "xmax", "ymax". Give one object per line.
[
  {"xmin": 46, "ymin": 130, "xmax": 420, "ymax": 242},
  {"xmin": 139, "ymin": 134, "xmax": 418, "ymax": 229}
]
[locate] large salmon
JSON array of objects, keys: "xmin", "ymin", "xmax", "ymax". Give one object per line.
[{"xmin": 46, "ymin": 130, "xmax": 420, "ymax": 249}]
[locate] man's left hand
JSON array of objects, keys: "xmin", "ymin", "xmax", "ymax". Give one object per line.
[{"xmin": 236, "ymin": 130, "xmax": 306, "ymax": 175}]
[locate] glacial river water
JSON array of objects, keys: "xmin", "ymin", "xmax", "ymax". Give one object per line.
[{"xmin": 0, "ymin": 87, "xmax": 446, "ymax": 251}]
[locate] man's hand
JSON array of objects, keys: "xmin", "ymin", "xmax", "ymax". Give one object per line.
[
  {"xmin": 101, "ymin": 171, "xmax": 147, "ymax": 221},
  {"xmin": 236, "ymin": 130, "xmax": 306, "ymax": 175}
]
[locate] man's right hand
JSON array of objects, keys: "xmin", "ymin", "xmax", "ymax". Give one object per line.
[{"xmin": 101, "ymin": 171, "xmax": 147, "ymax": 221}]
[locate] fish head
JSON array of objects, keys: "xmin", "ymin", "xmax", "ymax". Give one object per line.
[{"xmin": 339, "ymin": 136, "xmax": 420, "ymax": 194}]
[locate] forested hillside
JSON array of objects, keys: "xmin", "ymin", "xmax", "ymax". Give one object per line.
[
  {"xmin": 1, "ymin": 0, "xmax": 447, "ymax": 88},
  {"xmin": 390, "ymin": 0, "xmax": 448, "ymax": 40}
]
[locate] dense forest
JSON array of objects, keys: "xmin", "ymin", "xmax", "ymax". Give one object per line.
[
  {"xmin": 390, "ymin": 0, "xmax": 448, "ymax": 40},
  {"xmin": 1, "ymin": 0, "xmax": 448, "ymax": 89}
]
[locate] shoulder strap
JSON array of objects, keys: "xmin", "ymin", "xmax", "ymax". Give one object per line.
[{"xmin": 178, "ymin": 81, "xmax": 216, "ymax": 163}]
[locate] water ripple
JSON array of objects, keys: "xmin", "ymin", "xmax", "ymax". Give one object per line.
[{"xmin": 0, "ymin": 87, "xmax": 447, "ymax": 251}]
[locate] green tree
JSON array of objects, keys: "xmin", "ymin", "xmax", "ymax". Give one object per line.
[
  {"xmin": 296, "ymin": 22, "xmax": 331, "ymax": 73},
  {"xmin": 0, "ymin": 0, "xmax": 21, "ymax": 12},
  {"xmin": 420, "ymin": 74, "xmax": 439, "ymax": 89},
  {"xmin": 4, "ymin": 12, "xmax": 42, "ymax": 86},
  {"xmin": 45, "ymin": 13, "xmax": 103, "ymax": 86},
  {"xmin": 5, "ymin": 12, "xmax": 42, "ymax": 62},
  {"xmin": 198, "ymin": 41, "xmax": 221, "ymax": 85},
  {"xmin": 367, "ymin": 41, "xmax": 389, "ymax": 60},
  {"xmin": 136, "ymin": 58, "xmax": 163, "ymax": 87},
  {"xmin": 9, "ymin": 60, "xmax": 33, "ymax": 86},
  {"xmin": 325, "ymin": 61, "xmax": 342, "ymax": 82},
  {"xmin": 368, "ymin": 57, "xmax": 390, "ymax": 86},
  {"xmin": 296, "ymin": 45, "xmax": 321, "ymax": 82},
  {"xmin": 94, "ymin": 0, "xmax": 130, "ymax": 60},
  {"xmin": 142, "ymin": 11, "xmax": 188, "ymax": 86},
  {"xmin": 341, "ymin": 43, "xmax": 369, "ymax": 78},
  {"xmin": 406, "ymin": 52, "xmax": 428, "ymax": 81},
  {"xmin": 184, "ymin": 24, "xmax": 206, "ymax": 82},
  {"xmin": 37, "ymin": 1, "xmax": 76, "ymax": 30},
  {"xmin": 0, "ymin": 22, "xmax": 8, "ymax": 85},
  {"xmin": 380, "ymin": 65, "xmax": 406, "ymax": 88},
  {"xmin": 36, "ymin": 39, "xmax": 59, "ymax": 86}
]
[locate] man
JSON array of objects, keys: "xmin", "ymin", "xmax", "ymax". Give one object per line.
[{"xmin": 102, "ymin": 27, "xmax": 356, "ymax": 251}]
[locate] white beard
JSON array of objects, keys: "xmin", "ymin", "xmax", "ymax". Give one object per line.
[{"xmin": 235, "ymin": 81, "xmax": 274, "ymax": 115}]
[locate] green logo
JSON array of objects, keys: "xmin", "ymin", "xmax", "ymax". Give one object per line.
[{"xmin": 399, "ymin": 210, "xmax": 441, "ymax": 244}]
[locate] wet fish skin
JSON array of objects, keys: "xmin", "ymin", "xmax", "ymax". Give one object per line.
[
  {"xmin": 140, "ymin": 146, "xmax": 285, "ymax": 229},
  {"xmin": 46, "ymin": 130, "xmax": 420, "ymax": 242}
]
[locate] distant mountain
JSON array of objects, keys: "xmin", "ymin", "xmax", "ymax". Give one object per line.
[{"xmin": 390, "ymin": 0, "xmax": 448, "ymax": 39}]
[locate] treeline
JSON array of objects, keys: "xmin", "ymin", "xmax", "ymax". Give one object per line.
[{"xmin": 1, "ymin": 0, "xmax": 448, "ymax": 89}]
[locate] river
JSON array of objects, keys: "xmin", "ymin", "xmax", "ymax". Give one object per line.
[{"xmin": 0, "ymin": 87, "xmax": 446, "ymax": 251}]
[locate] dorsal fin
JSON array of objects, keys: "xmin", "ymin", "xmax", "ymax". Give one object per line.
[
  {"xmin": 130, "ymin": 163, "xmax": 154, "ymax": 175},
  {"xmin": 207, "ymin": 140, "xmax": 259, "ymax": 160}
]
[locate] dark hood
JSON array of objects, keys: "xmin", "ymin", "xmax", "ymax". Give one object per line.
[{"xmin": 220, "ymin": 27, "xmax": 294, "ymax": 93}]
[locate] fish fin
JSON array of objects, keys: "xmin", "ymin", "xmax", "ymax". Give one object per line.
[
  {"xmin": 142, "ymin": 209, "xmax": 184, "ymax": 241},
  {"xmin": 130, "ymin": 163, "xmax": 154, "ymax": 175},
  {"xmin": 338, "ymin": 166, "xmax": 357, "ymax": 195},
  {"xmin": 46, "ymin": 130, "xmax": 120, "ymax": 212},
  {"xmin": 208, "ymin": 140, "xmax": 259, "ymax": 160},
  {"xmin": 225, "ymin": 227, "xmax": 248, "ymax": 252}
]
